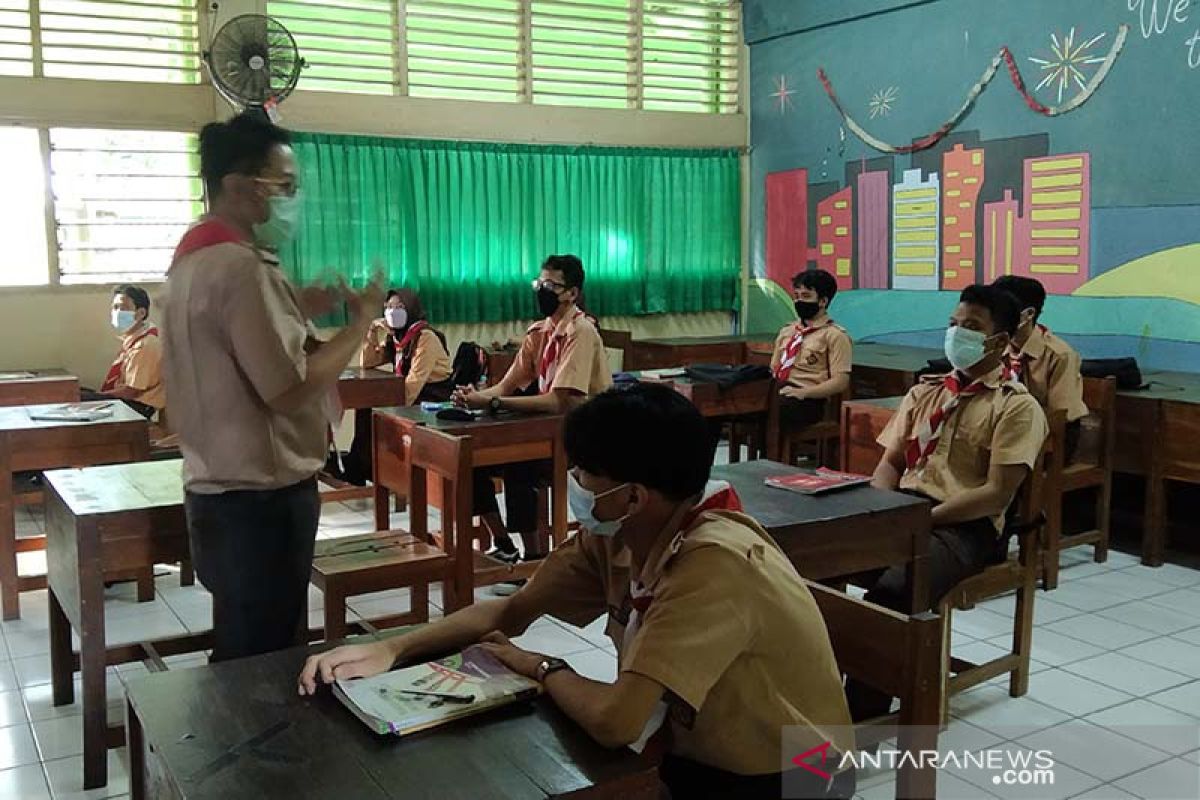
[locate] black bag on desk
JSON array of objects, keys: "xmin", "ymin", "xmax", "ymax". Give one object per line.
[
  {"xmin": 683, "ymin": 363, "xmax": 772, "ymax": 390},
  {"xmin": 1081, "ymin": 358, "xmax": 1144, "ymax": 390},
  {"xmin": 450, "ymin": 341, "xmax": 486, "ymax": 387},
  {"xmin": 917, "ymin": 358, "xmax": 952, "ymax": 379}
]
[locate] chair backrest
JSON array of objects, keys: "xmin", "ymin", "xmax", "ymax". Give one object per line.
[
  {"xmin": 1080, "ymin": 376, "xmax": 1117, "ymax": 470},
  {"xmin": 1008, "ymin": 409, "xmax": 1061, "ymax": 553}
]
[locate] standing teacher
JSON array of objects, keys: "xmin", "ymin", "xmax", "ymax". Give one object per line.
[{"xmin": 162, "ymin": 112, "xmax": 382, "ymax": 661}]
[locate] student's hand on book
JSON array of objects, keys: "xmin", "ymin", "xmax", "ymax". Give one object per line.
[
  {"xmin": 478, "ymin": 631, "xmax": 545, "ymax": 681},
  {"xmin": 779, "ymin": 386, "xmax": 808, "ymax": 400},
  {"xmin": 297, "ymin": 643, "xmax": 393, "ymax": 695}
]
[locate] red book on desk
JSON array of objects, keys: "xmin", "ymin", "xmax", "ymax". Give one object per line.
[{"xmin": 765, "ymin": 468, "xmax": 871, "ymax": 495}]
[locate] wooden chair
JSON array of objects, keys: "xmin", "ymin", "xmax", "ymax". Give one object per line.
[
  {"xmin": 598, "ymin": 328, "xmax": 633, "ymax": 372},
  {"xmin": 310, "ymin": 530, "xmax": 450, "ymax": 641},
  {"xmin": 938, "ymin": 413, "xmax": 1058, "ymax": 722},
  {"xmin": 766, "ymin": 384, "xmax": 849, "ymax": 469},
  {"xmin": 806, "ymin": 580, "xmax": 941, "ymax": 800},
  {"xmin": 1042, "ymin": 377, "xmax": 1116, "ymax": 590}
]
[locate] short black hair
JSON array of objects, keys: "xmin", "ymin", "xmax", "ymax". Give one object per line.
[
  {"xmin": 959, "ymin": 284, "xmax": 1021, "ymax": 337},
  {"xmin": 565, "ymin": 382, "xmax": 715, "ymax": 502},
  {"xmin": 114, "ymin": 285, "xmax": 150, "ymax": 312},
  {"xmin": 542, "ymin": 254, "xmax": 585, "ymax": 290},
  {"xmin": 792, "ymin": 268, "xmax": 838, "ymax": 303},
  {"xmin": 199, "ymin": 112, "xmax": 292, "ymax": 199},
  {"xmin": 992, "ymin": 275, "xmax": 1047, "ymax": 321}
]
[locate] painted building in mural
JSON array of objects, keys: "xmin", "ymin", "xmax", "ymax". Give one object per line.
[
  {"xmin": 892, "ymin": 168, "xmax": 941, "ymax": 290},
  {"xmin": 940, "ymin": 144, "xmax": 985, "ymax": 290},
  {"xmin": 1022, "ymin": 153, "xmax": 1092, "ymax": 294},
  {"xmin": 765, "ymin": 168, "xmax": 809, "ymax": 289},
  {"xmin": 983, "ymin": 189, "xmax": 1028, "ymax": 282},
  {"xmin": 817, "ymin": 186, "xmax": 854, "ymax": 290},
  {"xmin": 856, "ymin": 170, "xmax": 890, "ymax": 289}
]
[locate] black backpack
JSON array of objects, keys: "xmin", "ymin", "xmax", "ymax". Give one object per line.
[
  {"xmin": 1081, "ymin": 357, "xmax": 1144, "ymax": 390},
  {"xmin": 450, "ymin": 341, "xmax": 486, "ymax": 388}
]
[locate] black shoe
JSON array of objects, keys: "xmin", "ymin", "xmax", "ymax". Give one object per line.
[
  {"xmin": 491, "ymin": 580, "xmax": 527, "ymax": 596},
  {"xmin": 485, "ymin": 546, "xmax": 520, "ymax": 566}
]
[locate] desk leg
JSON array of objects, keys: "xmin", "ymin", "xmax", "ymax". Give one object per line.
[
  {"xmin": 49, "ymin": 588, "xmax": 74, "ymax": 706},
  {"xmin": 80, "ymin": 553, "xmax": 109, "ymax": 789},
  {"xmin": 1143, "ymin": 473, "xmax": 1166, "ymax": 568},
  {"xmin": 0, "ymin": 451, "xmax": 19, "ymax": 620},
  {"xmin": 373, "ymin": 483, "xmax": 390, "ymax": 531},
  {"xmin": 907, "ymin": 554, "xmax": 931, "ymax": 614},
  {"xmin": 126, "ymin": 696, "xmax": 145, "ymax": 800}
]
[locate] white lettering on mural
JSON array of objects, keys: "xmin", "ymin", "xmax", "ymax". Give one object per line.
[{"xmin": 1129, "ymin": 0, "xmax": 1198, "ymax": 68}]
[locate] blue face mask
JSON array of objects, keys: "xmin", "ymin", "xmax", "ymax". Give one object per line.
[
  {"xmin": 111, "ymin": 309, "xmax": 136, "ymax": 332},
  {"xmin": 252, "ymin": 191, "xmax": 304, "ymax": 250},
  {"xmin": 568, "ymin": 472, "xmax": 631, "ymax": 538},
  {"xmin": 944, "ymin": 325, "xmax": 988, "ymax": 372}
]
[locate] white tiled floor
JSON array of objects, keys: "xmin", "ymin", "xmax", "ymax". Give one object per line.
[{"xmin": 4, "ymin": 485, "xmax": 1200, "ymax": 799}]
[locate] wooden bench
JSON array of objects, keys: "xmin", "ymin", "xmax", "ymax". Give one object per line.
[
  {"xmin": 805, "ymin": 580, "xmax": 941, "ymax": 800},
  {"xmin": 310, "ymin": 530, "xmax": 451, "ymax": 641}
]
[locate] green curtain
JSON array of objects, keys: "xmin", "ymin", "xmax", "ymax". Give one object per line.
[{"xmin": 281, "ymin": 133, "xmax": 741, "ymax": 323}]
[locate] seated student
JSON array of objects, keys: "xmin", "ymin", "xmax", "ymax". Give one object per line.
[
  {"xmin": 454, "ymin": 254, "xmax": 612, "ymax": 570},
  {"xmin": 770, "ymin": 268, "xmax": 852, "ymax": 427},
  {"xmin": 83, "ymin": 285, "xmax": 165, "ymax": 419},
  {"xmin": 342, "ymin": 288, "xmax": 452, "ymax": 485},
  {"xmin": 845, "ymin": 285, "xmax": 1048, "ymax": 721},
  {"xmin": 300, "ymin": 383, "xmax": 855, "ymax": 800},
  {"xmin": 991, "ymin": 275, "xmax": 1088, "ymax": 461}
]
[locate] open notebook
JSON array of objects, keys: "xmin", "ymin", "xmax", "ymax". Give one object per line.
[
  {"xmin": 27, "ymin": 402, "xmax": 115, "ymax": 423},
  {"xmin": 765, "ymin": 467, "xmax": 871, "ymax": 495},
  {"xmin": 334, "ymin": 644, "xmax": 541, "ymax": 737}
]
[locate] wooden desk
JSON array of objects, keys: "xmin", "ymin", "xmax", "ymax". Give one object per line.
[
  {"xmin": 712, "ymin": 460, "xmax": 932, "ymax": 610},
  {"xmin": 850, "ymin": 343, "xmax": 940, "ymax": 399},
  {"xmin": 624, "ymin": 334, "xmax": 772, "ymax": 372},
  {"xmin": 840, "ymin": 396, "xmax": 904, "ymax": 476},
  {"xmin": 125, "ymin": 639, "xmax": 659, "ymax": 800},
  {"xmin": 647, "ymin": 375, "xmax": 772, "ymax": 419},
  {"xmin": 1114, "ymin": 370, "xmax": 1200, "ymax": 566},
  {"xmin": 43, "ymin": 459, "xmax": 208, "ymax": 789},
  {"xmin": 0, "ymin": 369, "xmax": 79, "ymax": 407},
  {"xmin": 328, "ymin": 369, "xmax": 410, "ymax": 503},
  {"xmin": 0, "ymin": 402, "xmax": 149, "ymax": 620},
  {"xmin": 372, "ymin": 407, "xmax": 567, "ymax": 605}
]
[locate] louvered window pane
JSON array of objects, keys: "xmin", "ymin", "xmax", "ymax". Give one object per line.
[
  {"xmin": 0, "ymin": 128, "xmax": 49, "ymax": 286},
  {"xmin": 405, "ymin": 0, "xmax": 522, "ymax": 103},
  {"xmin": 642, "ymin": 0, "xmax": 737, "ymax": 113},
  {"xmin": 51, "ymin": 129, "xmax": 202, "ymax": 284},
  {"xmin": 269, "ymin": 0, "xmax": 396, "ymax": 94},
  {"xmin": 39, "ymin": 0, "xmax": 200, "ymax": 83},
  {"xmin": 530, "ymin": 0, "xmax": 630, "ymax": 109},
  {"xmin": 0, "ymin": 0, "xmax": 32, "ymax": 76}
]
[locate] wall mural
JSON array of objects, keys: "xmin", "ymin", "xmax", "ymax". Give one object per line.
[{"xmin": 746, "ymin": 0, "xmax": 1200, "ymax": 371}]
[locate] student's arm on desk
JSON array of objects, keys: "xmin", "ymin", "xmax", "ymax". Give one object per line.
[
  {"xmin": 928, "ymin": 463, "xmax": 1028, "ymax": 527},
  {"xmin": 871, "ymin": 443, "xmax": 906, "ymax": 491},
  {"xmin": 298, "ymin": 588, "xmax": 545, "ymax": 693},
  {"xmin": 782, "ymin": 372, "xmax": 850, "ymax": 401}
]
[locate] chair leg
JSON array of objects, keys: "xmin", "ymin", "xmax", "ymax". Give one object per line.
[
  {"xmin": 179, "ymin": 560, "xmax": 195, "ymax": 588},
  {"xmin": 135, "ymin": 568, "xmax": 154, "ymax": 603},
  {"xmin": 1042, "ymin": 488, "xmax": 1063, "ymax": 591},
  {"xmin": 939, "ymin": 607, "xmax": 953, "ymax": 726},
  {"xmin": 1010, "ymin": 570, "xmax": 1036, "ymax": 699},
  {"xmin": 1095, "ymin": 482, "xmax": 1112, "ymax": 564},
  {"xmin": 323, "ymin": 587, "xmax": 347, "ymax": 643},
  {"xmin": 728, "ymin": 425, "xmax": 742, "ymax": 464},
  {"xmin": 411, "ymin": 583, "xmax": 430, "ymax": 624}
]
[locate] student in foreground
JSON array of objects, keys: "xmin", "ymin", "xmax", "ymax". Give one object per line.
[
  {"xmin": 82, "ymin": 285, "xmax": 165, "ymax": 419},
  {"xmin": 846, "ymin": 285, "xmax": 1048, "ymax": 720},
  {"xmin": 770, "ymin": 268, "xmax": 852, "ymax": 427},
  {"xmin": 991, "ymin": 275, "xmax": 1088, "ymax": 460},
  {"xmin": 454, "ymin": 254, "xmax": 612, "ymax": 573},
  {"xmin": 299, "ymin": 382, "xmax": 855, "ymax": 799}
]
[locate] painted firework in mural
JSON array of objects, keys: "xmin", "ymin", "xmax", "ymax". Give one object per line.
[{"xmin": 765, "ymin": 130, "xmax": 1095, "ymax": 296}]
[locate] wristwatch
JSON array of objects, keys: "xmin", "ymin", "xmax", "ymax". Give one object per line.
[
  {"xmin": 489, "ymin": 396, "xmax": 503, "ymax": 414},
  {"xmin": 536, "ymin": 657, "xmax": 573, "ymax": 683}
]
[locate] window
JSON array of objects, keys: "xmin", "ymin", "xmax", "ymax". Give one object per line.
[
  {"xmin": 270, "ymin": 0, "xmax": 396, "ymax": 95},
  {"xmin": 50, "ymin": 129, "xmax": 201, "ymax": 284},
  {"xmin": 0, "ymin": 128, "xmax": 50, "ymax": 286},
  {"xmin": 265, "ymin": 0, "xmax": 739, "ymax": 112},
  {"xmin": 0, "ymin": 0, "xmax": 33, "ymax": 77}
]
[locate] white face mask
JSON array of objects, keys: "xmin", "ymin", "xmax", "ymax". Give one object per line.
[
  {"xmin": 384, "ymin": 307, "xmax": 407, "ymax": 330},
  {"xmin": 944, "ymin": 325, "xmax": 989, "ymax": 372},
  {"xmin": 567, "ymin": 472, "xmax": 631, "ymax": 538},
  {"xmin": 112, "ymin": 309, "xmax": 136, "ymax": 332}
]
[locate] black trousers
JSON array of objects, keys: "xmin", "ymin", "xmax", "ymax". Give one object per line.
[
  {"xmin": 780, "ymin": 396, "xmax": 826, "ymax": 428},
  {"xmin": 845, "ymin": 512, "xmax": 1006, "ymax": 721},
  {"xmin": 185, "ymin": 477, "xmax": 320, "ymax": 662},
  {"xmin": 660, "ymin": 754, "xmax": 855, "ymax": 800},
  {"xmin": 472, "ymin": 460, "xmax": 552, "ymax": 543},
  {"xmin": 80, "ymin": 388, "xmax": 155, "ymax": 420}
]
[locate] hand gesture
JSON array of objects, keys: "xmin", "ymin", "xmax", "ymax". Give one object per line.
[
  {"xmin": 297, "ymin": 643, "xmax": 394, "ymax": 696},
  {"xmin": 477, "ymin": 631, "xmax": 545, "ymax": 680},
  {"xmin": 779, "ymin": 386, "xmax": 808, "ymax": 401},
  {"xmin": 341, "ymin": 272, "xmax": 386, "ymax": 325}
]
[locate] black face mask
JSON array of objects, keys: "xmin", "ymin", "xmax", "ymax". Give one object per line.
[
  {"xmin": 536, "ymin": 286, "xmax": 562, "ymax": 318},
  {"xmin": 794, "ymin": 300, "xmax": 821, "ymax": 321}
]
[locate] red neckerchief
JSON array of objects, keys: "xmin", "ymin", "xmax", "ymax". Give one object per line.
[
  {"xmin": 905, "ymin": 372, "xmax": 990, "ymax": 470},
  {"xmin": 171, "ymin": 218, "xmax": 246, "ymax": 265},
  {"xmin": 1004, "ymin": 323, "xmax": 1051, "ymax": 382},
  {"xmin": 538, "ymin": 310, "xmax": 584, "ymax": 395},
  {"xmin": 391, "ymin": 320, "xmax": 429, "ymax": 377},
  {"xmin": 101, "ymin": 325, "xmax": 159, "ymax": 392},
  {"xmin": 774, "ymin": 320, "xmax": 831, "ymax": 381}
]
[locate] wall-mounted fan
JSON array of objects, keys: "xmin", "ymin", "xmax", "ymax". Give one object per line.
[{"xmin": 203, "ymin": 13, "xmax": 306, "ymax": 118}]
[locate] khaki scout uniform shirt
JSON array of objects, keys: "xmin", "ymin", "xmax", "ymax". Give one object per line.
[
  {"xmin": 770, "ymin": 320, "xmax": 853, "ymax": 390},
  {"xmin": 116, "ymin": 323, "xmax": 166, "ymax": 409},
  {"xmin": 878, "ymin": 366, "xmax": 1048, "ymax": 532},
  {"xmin": 162, "ymin": 241, "xmax": 328, "ymax": 493},
  {"xmin": 1009, "ymin": 326, "xmax": 1089, "ymax": 422},
  {"xmin": 522, "ymin": 510, "xmax": 854, "ymax": 775},
  {"xmin": 504, "ymin": 309, "xmax": 612, "ymax": 395},
  {"xmin": 359, "ymin": 325, "xmax": 452, "ymax": 406}
]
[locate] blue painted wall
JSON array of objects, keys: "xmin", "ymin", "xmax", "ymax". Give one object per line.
[{"xmin": 746, "ymin": 0, "xmax": 1200, "ymax": 370}]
